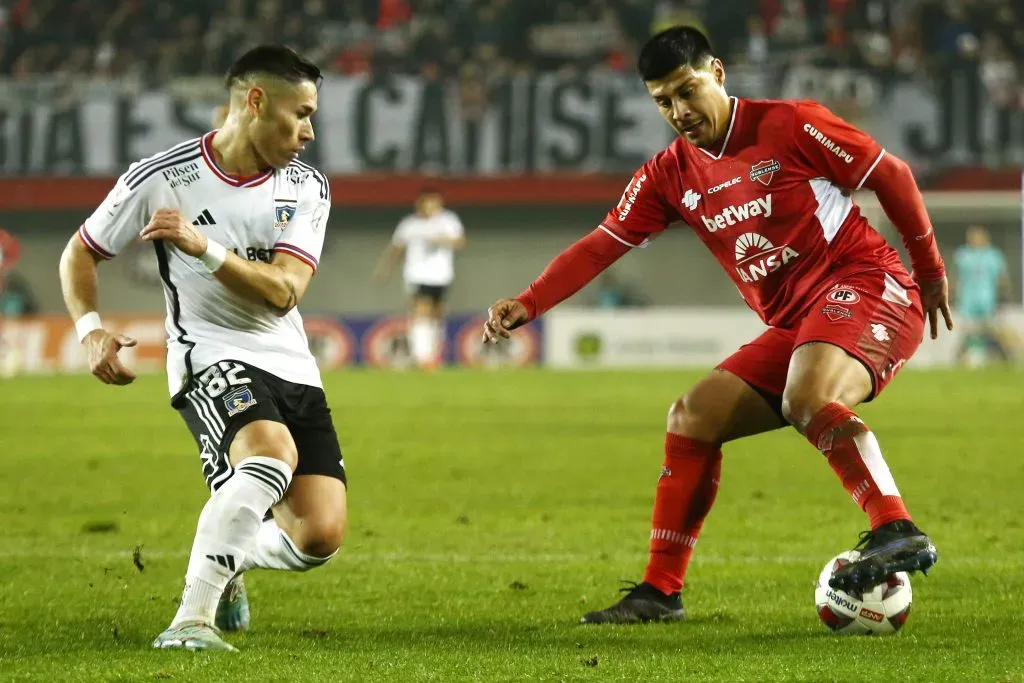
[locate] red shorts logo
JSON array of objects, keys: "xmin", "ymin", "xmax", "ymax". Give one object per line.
[{"xmin": 827, "ymin": 288, "xmax": 861, "ymax": 305}]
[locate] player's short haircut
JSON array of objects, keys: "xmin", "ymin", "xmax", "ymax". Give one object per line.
[
  {"xmin": 418, "ymin": 186, "xmax": 442, "ymax": 197},
  {"xmin": 637, "ymin": 27, "xmax": 715, "ymax": 81},
  {"xmin": 225, "ymin": 44, "xmax": 323, "ymax": 91}
]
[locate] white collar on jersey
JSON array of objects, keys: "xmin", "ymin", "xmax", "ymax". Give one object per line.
[{"xmin": 697, "ymin": 96, "xmax": 739, "ymax": 161}]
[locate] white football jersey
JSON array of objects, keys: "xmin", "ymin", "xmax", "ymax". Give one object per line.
[
  {"xmin": 391, "ymin": 210, "xmax": 464, "ymax": 286},
  {"xmin": 78, "ymin": 131, "xmax": 331, "ymax": 397}
]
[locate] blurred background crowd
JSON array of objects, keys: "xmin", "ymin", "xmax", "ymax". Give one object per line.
[{"xmin": 0, "ymin": 0, "xmax": 1020, "ymax": 103}]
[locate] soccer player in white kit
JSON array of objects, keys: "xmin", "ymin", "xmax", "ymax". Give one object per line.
[
  {"xmin": 58, "ymin": 45, "xmax": 345, "ymax": 652},
  {"xmin": 374, "ymin": 188, "xmax": 465, "ymax": 369}
]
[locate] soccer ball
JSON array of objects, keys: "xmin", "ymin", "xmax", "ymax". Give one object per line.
[{"xmin": 814, "ymin": 550, "xmax": 912, "ymax": 635}]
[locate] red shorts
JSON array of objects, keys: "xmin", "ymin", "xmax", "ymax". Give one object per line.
[{"xmin": 718, "ymin": 270, "xmax": 925, "ymax": 404}]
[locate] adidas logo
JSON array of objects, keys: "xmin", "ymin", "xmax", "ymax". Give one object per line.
[
  {"xmin": 193, "ymin": 209, "xmax": 216, "ymax": 226},
  {"xmin": 206, "ymin": 554, "xmax": 236, "ymax": 571}
]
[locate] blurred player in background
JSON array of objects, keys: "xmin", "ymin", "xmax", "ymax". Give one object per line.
[
  {"xmin": 484, "ymin": 27, "xmax": 952, "ymax": 624},
  {"xmin": 375, "ymin": 188, "xmax": 466, "ymax": 370},
  {"xmin": 59, "ymin": 45, "xmax": 344, "ymax": 652},
  {"xmin": 953, "ymin": 225, "xmax": 1012, "ymax": 366}
]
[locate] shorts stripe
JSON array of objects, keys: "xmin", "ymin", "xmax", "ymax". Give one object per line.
[
  {"xmin": 194, "ymin": 387, "xmax": 226, "ymax": 436},
  {"xmin": 187, "ymin": 390, "xmax": 223, "ymax": 441}
]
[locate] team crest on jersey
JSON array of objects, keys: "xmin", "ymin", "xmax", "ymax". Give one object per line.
[
  {"xmin": 274, "ymin": 204, "xmax": 297, "ymax": 229},
  {"xmin": 822, "ymin": 305, "xmax": 853, "ymax": 321},
  {"xmin": 224, "ymin": 387, "xmax": 257, "ymax": 417},
  {"xmin": 749, "ymin": 159, "xmax": 781, "ymax": 186}
]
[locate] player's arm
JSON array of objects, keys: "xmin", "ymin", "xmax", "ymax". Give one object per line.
[
  {"xmin": 483, "ymin": 165, "xmax": 669, "ymax": 342},
  {"xmin": 792, "ymin": 102, "xmax": 952, "ymax": 338},
  {"xmin": 59, "ymin": 178, "xmax": 146, "ymax": 385},
  {"xmin": 139, "ymin": 206, "xmax": 320, "ymax": 316},
  {"xmin": 373, "ymin": 219, "xmax": 409, "ymax": 283}
]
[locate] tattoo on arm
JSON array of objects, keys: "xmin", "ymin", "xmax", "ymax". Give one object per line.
[{"xmin": 266, "ymin": 280, "xmax": 298, "ymax": 315}]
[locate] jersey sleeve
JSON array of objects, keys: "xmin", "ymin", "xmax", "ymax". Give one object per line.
[
  {"xmin": 599, "ymin": 160, "xmax": 673, "ymax": 248},
  {"xmin": 446, "ymin": 211, "xmax": 465, "ymax": 239},
  {"xmin": 391, "ymin": 217, "xmax": 411, "ymax": 246},
  {"xmin": 792, "ymin": 101, "xmax": 886, "ymax": 191},
  {"xmin": 273, "ymin": 170, "xmax": 331, "ymax": 273},
  {"xmin": 78, "ymin": 173, "xmax": 153, "ymax": 259}
]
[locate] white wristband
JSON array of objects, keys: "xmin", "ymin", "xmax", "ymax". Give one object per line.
[
  {"xmin": 199, "ymin": 239, "xmax": 228, "ymax": 272},
  {"xmin": 75, "ymin": 312, "xmax": 103, "ymax": 342}
]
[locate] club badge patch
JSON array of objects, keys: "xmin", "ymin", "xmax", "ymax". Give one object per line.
[
  {"xmin": 224, "ymin": 386, "xmax": 257, "ymax": 417},
  {"xmin": 749, "ymin": 159, "xmax": 781, "ymax": 186},
  {"xmin": 822, "ymin": 305, "xmax": 853, "ymax": 321},
  {"xmin": 274, "ymin": 204, "xmax": 297, "ymax": 229}
]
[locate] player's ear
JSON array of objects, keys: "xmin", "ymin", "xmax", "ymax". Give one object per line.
[
  {"xmin": 246, "ymin": 87, "xmax": 266, "ymax": 118},
  {"xmin": 712, "ymin": 59, "xmax": 725, "ymax": 87}
]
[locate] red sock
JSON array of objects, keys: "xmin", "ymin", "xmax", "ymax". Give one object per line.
[
  {"xmin": 805, "ymin": 402, "xmax": 911, "ymax": 529},
  {"xmin": 643, "ymin": 434, "xmax": 722, "ymax": 595}
]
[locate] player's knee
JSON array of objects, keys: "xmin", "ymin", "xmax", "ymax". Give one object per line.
[
  {"xmin": 780, "ymin": 391, "xmax": 824, "ymax": 433},
  {"xmin": 292, "ymin": 513, "xmax": 346, "ymax": 559},
  {"xmin": 666, "ymin": 392, "xmax": 720, "ymax": 442}
]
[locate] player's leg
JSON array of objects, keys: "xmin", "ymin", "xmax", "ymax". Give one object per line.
[
  {"xmin": 155, "ymin": 362, "xmax": 296, "ymax": 651},
  {"xmin": 220, "ymin": 384, "xmax": 347, "ymax": 630},
  {"xmin": 408, "ymin": 288, "xmax": 438, "ymax": 368},
  {"xmin": 582, "ymin": 330, "xmax": 791, "ymax": 625},
  {"xmin": 240, "ymin": 384, "xmax": 348, "ymax": 572},
  {"xmin": 782, "ymin": 274, "xmax": 937, "ymax": 593}
]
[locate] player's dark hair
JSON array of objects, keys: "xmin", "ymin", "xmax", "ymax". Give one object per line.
[
  {"xmin": 225, "ymin": 45, "xmax": 323, "ymax": 90},
  {"xmin": 637, "ymin": 27, "xmax": 714, "ymax": 81}
]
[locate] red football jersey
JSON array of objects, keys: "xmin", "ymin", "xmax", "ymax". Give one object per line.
[{"xmin": 601, "ymin": 97, "xmax": 912, "ymax": 328}]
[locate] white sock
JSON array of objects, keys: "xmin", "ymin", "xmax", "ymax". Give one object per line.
[
  {"xmin": 171, "ymin": 456, "xmax": 292, "ymax": 627},
  {"xmin": 240, "ymin": 518, "xmax": 337, "ymax": 572},
  {"xmin": 410, "ymin": 318, "xmax": 434, "ymax": 365},
  {"xmin": 430, "ymin": 320, "xmax": 444, "ymax": 361}
]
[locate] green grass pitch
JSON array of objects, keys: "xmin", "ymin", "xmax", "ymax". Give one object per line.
[{"xmin": 0, "ymin": 368, "xmax": 1022, "ymax": 682}]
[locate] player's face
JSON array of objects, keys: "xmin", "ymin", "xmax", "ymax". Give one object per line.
[
  {"xmin": 416, "ymin": 194, "xmax": 443, "ymax": 216},
  {"xmin": 249, "ymin": 80, "xmax": 318, "ymax": 169},
  {"xmin": 646, "ymin": 60, "xmax": 730, "ymax": 149},
  {"xmin": 967, "ymin": 226, "xmax": 989, "ymax": 247}
]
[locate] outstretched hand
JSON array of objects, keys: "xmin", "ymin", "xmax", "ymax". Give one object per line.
[
  {"xmin": 83, "ymin": 329, "xmax": 137, "ymax": 385},
  {"xmin": 917, "ymin": 275, "xmax": 953, "ymax": 340},
  {"xmin": 481, "ymin": 298, "xmax": 529, "ymax": 344}
]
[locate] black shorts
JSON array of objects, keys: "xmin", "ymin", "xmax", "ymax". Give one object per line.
[
  {"xmin": 173, "ymin": 360, "xmax": 347, "ymax": 492},
  {"xmin": 409, "ymin": 283, "xmax": 448, "ymax": 304}
]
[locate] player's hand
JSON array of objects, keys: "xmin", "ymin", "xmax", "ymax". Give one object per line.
[
  {"xmin": 917, "ymin": 275, "xmax": 954, "ymax": 340},
  {"xmin": 482, "ymin": 298, "xmax": 529, "ymax": 343},
  {"xmin": 83, "ymin": 329, "xmax": 137, "ymax": 385},
  {"xmin": 139, "ymin": 209, "xmax": 208, "ymax": 257}
]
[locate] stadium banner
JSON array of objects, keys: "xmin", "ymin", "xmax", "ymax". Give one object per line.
[
  {"xmin": 0, "ymin": 313, "xmax": 543, "ymax": 376},
  {"xmin": 0, "ymin": 68, "xmax": 1019, "ymax": 189},
  {"xmin": 544, "ymin": 307, "xmax": 1024, "ymax": 370},
  {"xmin": 0, "ymin": 74, "xmax": 670, "ymax": 177}
]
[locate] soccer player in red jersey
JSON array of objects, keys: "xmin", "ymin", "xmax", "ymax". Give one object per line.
[{"xmin": 482, "ymin": 27, "xmax": 953, "ymax": 624}]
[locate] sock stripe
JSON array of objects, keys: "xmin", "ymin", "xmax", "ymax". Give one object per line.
[
  {"xmin": 236, "ymin": 465, "xmax": 286, "ymax": 500},
  {"xmin": 237, "ymin": 461, "xmax": 290, "ymax": 495}
]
